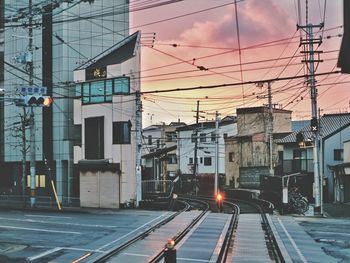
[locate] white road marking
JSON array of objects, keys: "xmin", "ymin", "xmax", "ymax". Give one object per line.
[
  {"xmin": 177, "ymin": 258, "xmax": 210, "ymax": 262},
  {"xmin": 25, "ymin": 214, "xmax": 72, "ymax": 219},
  {"xmin": 277, "ymin": 217, "xmax": 308, "ymax": 263},
  {"xmin": 27, "ymin": 247, "xmax": 62, "ymax": 261},
  {"xmin": 0, "ymin": 216, "xmax": 117, "ymax": 228},
  {"xmin": 0, "ymin": 225, "xmax": 81, "ymax": 234},
  {"xmin": 98, "ymin": 212, "xmax": 170, "ymax": 250},
  {"xmin": 313, "ymin": 231, "xmax": 350, "ymax": 236}
]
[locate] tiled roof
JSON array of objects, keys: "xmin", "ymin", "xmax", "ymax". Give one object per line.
[{"xmin": 276, "ymin": 113, "xmax": 350, "ymax": 144}]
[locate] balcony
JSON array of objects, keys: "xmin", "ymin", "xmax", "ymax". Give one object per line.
[{"xmin": 281, "ymin": 159, "xmax": 314, "ymax": 174}]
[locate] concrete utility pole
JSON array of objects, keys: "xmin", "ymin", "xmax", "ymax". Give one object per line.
[
  {"xmin": 193, "ymin": 100, "xmax": 199, "ymax": 193},
  {"xmin": 135, "ymin": 91, "xmax": 142, "ymax": 207},
  {"xmin": 214, "ymin": 111, "xmax": 220, "ymax": 195},
  {"xmin": 298, "ymin": 2, "xmax": 324, "ymax": 215},
  {"xmin": 267, "ymin": 82, "xmax": 274, "ymax": 176},
  {"xmin": 28, "ymin": 0, "xmax": 36, "ymax": 208}
]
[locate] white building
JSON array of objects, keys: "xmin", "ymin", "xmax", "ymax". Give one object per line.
[
  {"xmin": 73, "ymin": 31, "xmax": 140, "ymax": 208},
  {"xmin": 177, "ymin": 117, "xmax": 237, "ymax": 177}
]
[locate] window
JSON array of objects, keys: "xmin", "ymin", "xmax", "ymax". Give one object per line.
[
  {"xmin": 200, "ymin": 157, "xmax": 203, "ymax": 164},
  {"xmin": 211, "ymin": 132, "xmax": 216, "ymax": 142},
  {"xmin": 113, "ymin": 121, "xmax": 131, "ymax": 144},
  {"xmin": 191, "ymin": 133, "xmax": 196, "ymax": 143},
  {"xmin": 114, "ymin": 77, "xmax": 130, "ymax": 94},
  {"xmin": 73, "ymin": 125, "xmax": 82, "ymax": 146},
  {"xmin": 167, "ymin": 154, "xmax": 177, "ymax": 164},
  {"xmin": 204, "ymin": 157, "xmax": 212, "ymax": 166},
  {"xmin": 166, "ymin": 132, "xmax": 177, "ymax": 142},
  {"xmin": 200, "ymin": 133, "xmax": 206, "ymax": 142},
  {"xmin": 229, "ymin": 152, "xmax": 234, "ymax": 162},
  {"xmin": 147, "ymin": 135, "xmax": 152, "ymax": 145},
  {"xmin": 223, "ymin": 133, "xmax": 228, "ymax": 139},
  {"xmin": 189, "ymin": 157, "xmax": 193, "ymax": 164},
  {"xmin": 85, "ymin": 117, "xmax": 104, "ymax": 159},
  {"xmin": 79, "ymin": 77, "xmax": 130, "ymax": 104},
  {"xmin": 334, "ymin": 149, "xmax": 343, "ymax": 161}
]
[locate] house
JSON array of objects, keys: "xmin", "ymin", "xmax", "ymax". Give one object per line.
[
  {"xmin": 73, "ymin": 31, "xmax": 141, "ymax": 208},
  {"xmin": 177, "ymin": 116, "xmax": 237, "ymax": 179},
  {"xmin": 225, "ymin": 107, "xmax": 292, "ymax": 189},
  {"xmin": 332, "ymin": 140, "xmax": 350, "ymax": 203},
  {"xmin": 276, "ymin": 113, "xmax": 350, "ymax": 202},
  {"xmin": 141, "ymin": 122, "xmax": 185, "ymax": 180}
]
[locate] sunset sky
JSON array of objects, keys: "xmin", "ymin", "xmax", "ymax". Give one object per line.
[{"xmin": 130, "ymin": 0, "xmax": 346, "ymax": 126}]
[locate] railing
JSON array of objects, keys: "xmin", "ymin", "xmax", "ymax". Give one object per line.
[
  {"xmin": 0, "ymin": 195, "xmax": 80, "ymax": 208},
  {"xmin": 142, "ymin": 180, "xmax": 174, "ymax": 199},
  {"xmin": 282, "ymin": 159, "xmax": 314, "ymax": 174}
]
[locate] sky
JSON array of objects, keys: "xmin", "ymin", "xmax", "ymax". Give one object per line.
[{"xmin": 130, "ymin": 0, "xmax": 346, "ymax": 127}]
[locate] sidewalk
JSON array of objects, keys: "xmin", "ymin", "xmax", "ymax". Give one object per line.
[{"xmin": 323, "ymin": 203, "xmax": 350, "ymax": 218}]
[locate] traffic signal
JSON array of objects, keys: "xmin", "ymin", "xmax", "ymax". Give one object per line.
[
  {"xmin": 216, "ymin": 192, "xmax": 224, "ymax": 213},
  {"xmin": 25, "ymin": 95, "xmax": 53, "ymax": 107}
]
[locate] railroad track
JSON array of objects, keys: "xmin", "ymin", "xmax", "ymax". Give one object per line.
[{"xmin": 91, "ymin": 198, "xmax": 209, "ymax": 263}]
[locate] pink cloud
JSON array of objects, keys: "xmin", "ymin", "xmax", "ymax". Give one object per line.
[{"xmin": 178, "ymin": 0, "xmax": 295, "ymax": 47}]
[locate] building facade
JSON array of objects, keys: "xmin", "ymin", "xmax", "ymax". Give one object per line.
[
  {"xmin": 0, "ymin": 1, "xmax": 129, "ymax": 200},
  {"xmin": 225, "ymin": 107, "xmax": 292, "ymax": 188},
  {"xmin": 73, "ymin": 31, "xmax": 141, "ymax": 208}
]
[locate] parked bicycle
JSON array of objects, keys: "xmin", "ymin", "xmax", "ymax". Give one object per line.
[{"xmin": 287, "ymin": 187, "xmax": 309, "ymax": 214}]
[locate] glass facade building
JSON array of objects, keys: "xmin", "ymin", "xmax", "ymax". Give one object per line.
[{"xmin": 0, "ymin": 0, "xmax": 129, "ymax": 200}]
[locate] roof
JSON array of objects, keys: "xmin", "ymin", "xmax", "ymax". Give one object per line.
[
  {"xmin": 277, "ymin": 113, "xmax": 350, "ymax": 144},
  {"xmin": 176, "ymin": 118, "xmax": 236, "ymax": 132},
  {"xmin": 236, "ymin": 106, "xmax": 292, "ymax": 115},
  {"xmin": 75, "ymin": 31, "xmax": 140, "ymax": 71},
  {"xmin": 142, "ymin": 145, "xmax": 177, "ymax": 159}
]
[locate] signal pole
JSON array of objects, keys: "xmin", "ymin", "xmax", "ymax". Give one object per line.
[{"xmin": 214, "ymin": 111, "xmax": 220, "ymax": 195}]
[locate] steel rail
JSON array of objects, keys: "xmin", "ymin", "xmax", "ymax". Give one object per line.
[
  {"xmin": 148, "ymin": 197, "xmax": 210, "ymax": 263},
  {"xmin": 91, "ymin": 200, "xmax": 190, "ymax": 263}
]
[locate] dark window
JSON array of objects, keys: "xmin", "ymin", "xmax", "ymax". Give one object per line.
[
  {"xmin": 229, "ymin": 152, "xmax": 234, "ymax": 162},
  {"xmin": 73, "ymin": 124, "xmax": 82, "ymax": 146},
  {"xmin": 166, "ymin": 132, "xmax": 176, "ymax": 142},
  {"xmin": 157, "ymin": 139, "xmax": 160, "ymax": 148},
  {"xmin": 200, "ymin": 133, "xmax": 206, "ymax": 142},
  {"xmin": 85, "ymin": 117, "xmax": 104, "ymax": 159},
  {"xmin": 167, "ymin": 154, "xmax": 177, "ymax": 164},
  {"xmin": 204, "ymin": 157, "xmax": 212, "ymax": 166},
  {"xmin": 334, "ymin": 149, "xmax": 343, "ymax": 161},
  {"xmin": 223, "ymin": 133, "xmax": 228, "ymax": 139},
  {"xmin": 189, "ymin": 157, "xmax": 193, "ymax": 164},
  {"xmin": 113, "ymin": 121, "xmax": 131, "ymax": 144},
  {"xmin": 191, "ymin": 133, "xmax": 196, "ymax": 143},
  {"xmin": 200, "ymin": 157, "xmax": 203, "ymax": 164},
  {"xmin": 211, "ymin": 132, "xmax": 216, "ymax": 142},
  {"xmin": 293, "ymin": 149, "xmax": 306, "ymax": 159},
  {"xmin": 147, "ymin": 135, "xmax": 152, "ymax": 145}
]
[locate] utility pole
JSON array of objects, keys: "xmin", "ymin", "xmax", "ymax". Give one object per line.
[
  {"xmin": 193, "ymin": 100, "xmax": 199, "ymax": 194},
  {"xmin": 135, "ymin": 91, "xmax": 142, "ymax": 207},
  {"xmin": 298, "ymin": 1, "xmax": 324, "ymax": 215},
  {"xmin": 267, "ymin": 82, "xmax": 274, "ymax": 176},
  {"xmin": 257, "ymin": 81, "xmax": 274, "ymax": 176},
  {"xmin": 214, "ymin": 111, "xmax": 220, "ymax": 195},
  {"xmin": 28, "ymin": 0, "xmax": 36, "ymax": 208}
]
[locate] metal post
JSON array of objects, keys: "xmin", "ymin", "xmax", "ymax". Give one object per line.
[
  {"xmin": 214, "ymin": 111, "xmax": 219, "ymax": 196},
  {"xmin": 135, "ymin": 91, "xmax": 142, "ymax": 207}
]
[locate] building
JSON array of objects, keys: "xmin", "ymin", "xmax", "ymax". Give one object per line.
[
  {"xmin": 177, "ymin": 116, "xmax": 237, "ymax": 179},
  {"xmin": 277, "ymin": 113, "xmax": 350, "ymax": 202},
  {"xmin": 0, "ymin": 1, "xmax": 129, "ymax": 201},
  {"xmin": 332, "ymin": 140, "xmax": 350, "ymax": 203},
  {"xmin": 73, "ymin": 31, "xmax": 141, "ymax": 208},
  {"xmin": 225, "ymin": 107, "xmax": 292, "ymax": 188},
  {"xmin": 142, "ymin": 122, "xmax": 185, "ymax": 180}
]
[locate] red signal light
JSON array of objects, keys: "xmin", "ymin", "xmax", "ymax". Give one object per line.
[
  {"xmin": 43, "ymin": 96, "xmax": 53, "ymax": 107},
  {"xmin": 216, "ymin": 193, "xmax": 223, "ymax": 201}
]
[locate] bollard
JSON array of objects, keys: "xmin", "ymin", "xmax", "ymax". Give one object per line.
[{"xmin": 164, "ymin": 239, "xmax": 176, "ymax": 263}]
